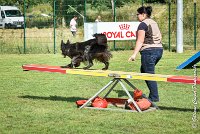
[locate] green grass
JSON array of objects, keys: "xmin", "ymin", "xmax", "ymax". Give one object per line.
[{"xmin": 0, "ymin": 50, "xmax": 199, "ymax": 133}]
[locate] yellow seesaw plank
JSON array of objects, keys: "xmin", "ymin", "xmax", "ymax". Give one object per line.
[{"xmin": 66, "ymin": 69, "xmax": 170, "ymax": 82}]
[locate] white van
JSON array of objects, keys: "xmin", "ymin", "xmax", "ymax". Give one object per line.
[{"xmin": 0, "ymin": 6, "xmax": 24, "ymax": 28}]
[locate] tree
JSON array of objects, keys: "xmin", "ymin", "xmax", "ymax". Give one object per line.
[{"xmin": 51, "ymin": 0, "xmax": 85, "ymax": 26}]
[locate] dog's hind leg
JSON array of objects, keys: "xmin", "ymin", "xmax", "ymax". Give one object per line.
[{"xmin": 102, "ymin": 61, "xmax": 109, "ymax": 70}]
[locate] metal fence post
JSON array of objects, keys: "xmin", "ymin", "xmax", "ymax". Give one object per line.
[
  {"xmin": 194, "ymin": 0, "xmax": 197, "ymax": 50},
  {"xmin": 113, "ymin": 0, "xmax": 116, "ymax": 50},
  {"xmin": 177, "ymin": 0, "xmax": 183, "ymax": 53},
  {"xmin": 168, "ymin": 0, "xmax": 171, "ymax": 52},
  {"xmin": 84, "ymin": 0, "xmax": 86, "ymax": 22},
  {"xmin": 53, "ymin": 0, "xmax": 56, "ymax": 54},
  {"xmin": 23, "ymin": 0, "xmax": 26, "ymax": 54}
]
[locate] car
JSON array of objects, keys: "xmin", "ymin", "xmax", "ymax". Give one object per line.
[{"xmin": 0, "ymin": 6, "xmax": 24, "ymax": 29}]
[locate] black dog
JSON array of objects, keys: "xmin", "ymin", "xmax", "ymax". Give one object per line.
[{"xmin": 61, "ymin": 33, "xmax": 112, "ymax": 70}]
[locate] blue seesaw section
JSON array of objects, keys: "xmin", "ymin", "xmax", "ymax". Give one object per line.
[{"xmin": 176, "ymin": 51, "xmax": 200, "ymax": 70}]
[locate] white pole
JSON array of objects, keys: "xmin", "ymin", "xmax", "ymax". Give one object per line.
[
  {"xmin": 177, "ymin": 0, "xmax": 183, "ymax": 53},
  {"xmin": 68, "ymin": 5, "xmax": 84, "ymax": 22}
]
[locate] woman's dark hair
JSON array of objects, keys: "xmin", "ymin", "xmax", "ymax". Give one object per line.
[{"xmin": 137, "ymin": 6, "xmax": 152, "ymax": 17}]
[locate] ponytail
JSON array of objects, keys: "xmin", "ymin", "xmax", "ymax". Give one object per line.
[
  {"xmin": 137, "ymin": 6, "xmax": 152, "ymax": 17},
  {"xmin": 145, "ymin": 6, "xmax": 152, "ymax": 17}
]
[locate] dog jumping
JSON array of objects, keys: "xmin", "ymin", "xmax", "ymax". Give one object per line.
[{"xmin": 61, "ymin": 33, "xmax": 112, "ymax": 70}]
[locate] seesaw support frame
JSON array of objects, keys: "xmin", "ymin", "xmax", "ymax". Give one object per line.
[{"xmin": 79, "ymin": 78, "xmax": 158, "ymax": 112}]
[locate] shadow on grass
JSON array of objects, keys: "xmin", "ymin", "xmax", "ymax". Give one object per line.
[
  {"xmin": 114, "ymin": 90, "xmax": 133, "ymax": 97},
  {"xmin": 18, "ymin": 95, "xmax": 87, "ymax": 102},
  {"xmin": 19, "ymin": 95, "xmax": 199, "ymax": 112},
  {"xmin": 158, "ymin": 106, "xmax": 199, "ymax": 112},
  {"xmin": 181, "ymin": 65, "xmax": 200, "ymax": 69}
]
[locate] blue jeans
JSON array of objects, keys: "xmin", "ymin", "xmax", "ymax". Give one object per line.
[{"xmin": 140, "ymin": 48, "xmax": 163, "ymax": 102}]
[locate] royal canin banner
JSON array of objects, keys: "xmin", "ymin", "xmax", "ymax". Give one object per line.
[{"xmin": 84, "ymin": 22, "xmax": 140, "ymax": 41}]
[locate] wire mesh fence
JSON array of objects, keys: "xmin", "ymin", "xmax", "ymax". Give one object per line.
[{"xmin": 0, "ymin": 0, "xmax": 199, "ymax": 54}]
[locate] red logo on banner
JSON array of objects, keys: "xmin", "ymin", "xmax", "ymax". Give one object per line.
[
  {"xmin": 119, "ymin": 24, "xmax": 130, "ymax": 30},
  {"xmin": 101, "ymin": 23, "xmax": 136, "ymax": 40}
]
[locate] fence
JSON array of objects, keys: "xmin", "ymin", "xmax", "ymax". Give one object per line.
[{"xmin": 0, "ymin": 0, "xmax": 199, "ymax": 54}]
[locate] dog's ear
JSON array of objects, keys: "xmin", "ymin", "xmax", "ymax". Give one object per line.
[
  {"xmin": 61, "ymin": 40, "xmax": 64, "ymax": 45},
  {"xmin": 61, "ymin": 40, "xmax": 65, "ymax": 50},
  {"xmin": 93, "ymin": 33, "xmax": 97, "ymax": 38},
  {"xmin": 67, "ymin": 40, "xmax": 70, "ymax": 44}
]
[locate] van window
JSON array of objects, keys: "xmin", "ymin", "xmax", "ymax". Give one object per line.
[
  {"xmin": 5, "ymin": 10, "xmax": 22, "ymax": 17},
  {"xmin": 1, "ymin": 11, "xmax": 5, "ymax": 18}
]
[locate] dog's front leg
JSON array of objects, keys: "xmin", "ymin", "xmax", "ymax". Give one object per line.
[
  {"xmin": 83, "ymin": 46, "xmax": 93, "ymax": 70},
  {"xmin": 83, "ymin": 58, "xmax": 93, "ymax": 70},
  {"xmin": 83, "ymin": 56, "xmax": 93, "ymax": 70},
  {"xmin": 67, "ymin": 62, "xmax": 74, "ymax": 68},
  {"xmin": 61, "ymin": 62, "xmax": 73, "ymax": 68}
]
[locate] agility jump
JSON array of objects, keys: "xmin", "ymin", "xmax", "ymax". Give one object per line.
[{"xmin": 22, "ymin": 64, "xmax": 200, "ymax": 112}]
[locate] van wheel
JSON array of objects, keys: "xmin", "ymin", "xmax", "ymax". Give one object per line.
[{"xmin": 5, "ymin": 24, "xmax": 11, "ymax": 29}]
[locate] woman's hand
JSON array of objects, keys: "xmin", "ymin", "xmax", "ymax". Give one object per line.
[{"xmin": 128, "ymin": 54, "xmax": 136, "ymax": 61}]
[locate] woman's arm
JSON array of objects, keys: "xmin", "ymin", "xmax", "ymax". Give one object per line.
[{"xmin": 128, "ymin": 30, "xmax": 145, "ymax": 61}]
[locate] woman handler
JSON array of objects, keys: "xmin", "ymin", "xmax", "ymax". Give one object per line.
[{"xmin": 128, "ymin": 6, "xmax": 163, "ymax": 102}]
